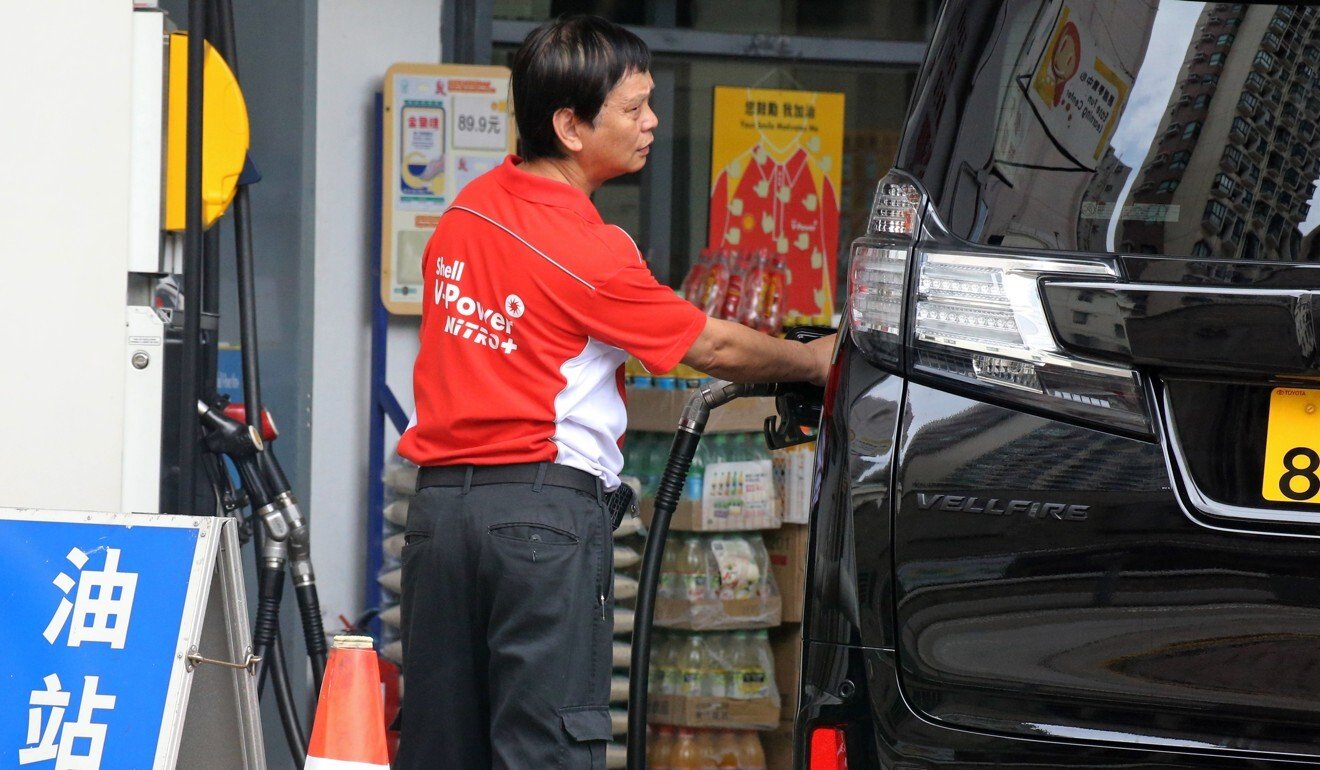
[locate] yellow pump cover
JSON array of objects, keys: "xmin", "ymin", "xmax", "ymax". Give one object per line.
[{"xmin": 165, "ymin": 32, "xmax": 250, "ymax": 231}]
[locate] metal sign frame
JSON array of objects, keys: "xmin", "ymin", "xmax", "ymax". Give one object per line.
[{"xmin": 0, "ymin": 509, "xmax": 263, "ymax": 770}]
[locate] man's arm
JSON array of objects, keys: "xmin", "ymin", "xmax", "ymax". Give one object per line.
[{"xmin": 680, "ymin": 316, "xmax": 836, "ymax": 386}]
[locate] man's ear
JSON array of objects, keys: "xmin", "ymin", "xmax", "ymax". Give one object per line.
[{"xmin": 551, "ymin": 107, "xmax": 584, "ymax": 154}]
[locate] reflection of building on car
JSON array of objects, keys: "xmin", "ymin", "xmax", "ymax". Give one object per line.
[
  {"xmin": 1122, "ymin": 4, "xmax": 1320, "ymax": 261},
  {"xmin": 799, "ymin": 1, "xmax": 1320, "ymax": 768}
]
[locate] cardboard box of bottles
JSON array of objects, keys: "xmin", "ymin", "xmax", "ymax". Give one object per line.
[
  {"xmin": 648, "ymin": 694, "xmax": 779, "ymax": 731},
  {"xmin": 641, "ymin": 496, "xmax": 782, "ymax": 533},
  {"xmin": 626, "ymin": 387, "xmax": 777, "ymax": 433},
  {"xmin": 770, "ymin": 624, "xmax": 802, "ymax": 723},
  {"xmin": 654, "ymin": 595, "xmax": 782, "ymax": 631},
  {"xmin": 771, "ymin": 441, "xmax": 816, "ymax": 525},
  {"xmin": 764, "ymin": 524, "xmax": 809, "ymax": 623}
]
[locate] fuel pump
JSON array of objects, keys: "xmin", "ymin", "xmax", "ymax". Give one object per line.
[{"xmin": 626, "ymin": 327, "xmax": 828, "ymax": 770}]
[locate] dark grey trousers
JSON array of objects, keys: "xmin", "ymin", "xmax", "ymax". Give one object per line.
[{"xmin": 395, "ymin": 473, "xmax": 615, "ymax": 770}]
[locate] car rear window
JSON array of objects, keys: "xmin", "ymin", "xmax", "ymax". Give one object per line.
[{"xmin": 898, "ymin": 1, "xmax": 1320, "ymax": 261}]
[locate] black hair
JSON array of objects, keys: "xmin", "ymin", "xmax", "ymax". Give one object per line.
[{"xmin": 511, "ymin": 15, "xmax": 651, "ymax": 161}]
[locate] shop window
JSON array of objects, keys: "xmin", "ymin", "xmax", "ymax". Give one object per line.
[{"xmin": 492, "ymin": 0, "xmax": 931, "ymax": 43}]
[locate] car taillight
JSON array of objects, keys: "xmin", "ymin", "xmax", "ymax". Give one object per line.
[
  {"xmin": 847, "ymin": 171, "xmax": 922, "ymax": 371},
  {"xmin": 912, "ymin": 249, "xmax": 1151, "ymax": 435},
  {"xmin": 847, "ymin": 173, "xmax": 1152, "ymax": 437},
  {"xmin": 809, "ymin": 725, "xmax": 848, "ymax": 770}
]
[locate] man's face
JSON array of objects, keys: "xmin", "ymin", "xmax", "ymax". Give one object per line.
[{"xmin": 576, "ymin": 69, "xmax": 657, "ymax": 184}]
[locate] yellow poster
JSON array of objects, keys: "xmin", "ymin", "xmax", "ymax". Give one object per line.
[
  {"xmin": 1026, "ymin": 4, "xmax": 1131, "ymax": 165},
  {"xmin": 709, "ymin": 86, "xmax": 844, "ymax": 318}
]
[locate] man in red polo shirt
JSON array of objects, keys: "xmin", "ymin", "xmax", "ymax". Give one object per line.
[{"xmin": 396, "ymin": 15, "xmax": 833, "ymax": 770}]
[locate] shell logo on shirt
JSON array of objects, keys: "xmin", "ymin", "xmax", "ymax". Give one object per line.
[{"xmin": 433, "ymin": 255, "xmax": 520, "ymax": 355}]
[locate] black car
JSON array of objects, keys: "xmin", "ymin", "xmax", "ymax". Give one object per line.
[{"xmin": 799, "ymin": 1, "xmax": 1320, "ymax": 767}]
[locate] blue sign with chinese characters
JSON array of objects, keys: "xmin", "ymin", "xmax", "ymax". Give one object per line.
[{"xmin": 0, "ymin": 511, "xmax": 206, "ymax": 769}]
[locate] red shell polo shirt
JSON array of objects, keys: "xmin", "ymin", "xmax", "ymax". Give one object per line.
[{"xmin": 397, "ymin": 156, "xmax": 707, "ymax": 489}]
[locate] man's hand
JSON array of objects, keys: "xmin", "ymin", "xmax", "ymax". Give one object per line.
[
  {"xmin": 682, "ymin": 317, "xmax": 837, "ymax": 386},
  {"xmin": 804, "ymin": 334, "xmax": 836, "ymax": 386}
]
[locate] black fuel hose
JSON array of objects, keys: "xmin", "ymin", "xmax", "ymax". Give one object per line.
[
  {"xmin": 626, "ymin": 381, "xmax": 786, "ymax": 770},
  {"xmin": 208, "ymin": 0, "xmax": 329, "ymax": 696},
  {"xmin": 251, "ymin": 516, "xmax": 308, "ymax": 767}
]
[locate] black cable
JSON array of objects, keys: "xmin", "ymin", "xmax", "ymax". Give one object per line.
[{"xmin": 267, "ymin": 627, "xmax": 308, "ymax": 768}]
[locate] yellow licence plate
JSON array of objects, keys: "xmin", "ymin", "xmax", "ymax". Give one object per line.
[{"xmin": 1263, "ymin": 387, "xmax": 1320, "ymax": 503}]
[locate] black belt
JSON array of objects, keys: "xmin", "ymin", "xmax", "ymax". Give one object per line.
[{"xmin": 416, "ymin": 462, "xmax": 602, "ymax": 496}]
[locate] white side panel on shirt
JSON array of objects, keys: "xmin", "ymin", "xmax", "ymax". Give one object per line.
[{"xmin": 551, "ymin": 337, "xmax": 629, "ymax": 489}]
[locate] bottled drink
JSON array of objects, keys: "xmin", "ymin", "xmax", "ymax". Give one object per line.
[
  {"xmin": 696, "ymin": 729, "xmax": 721, "ymax": 770},
  {"xmin": 719, "ymin": 251, "xmax": 752, "ymax": 320},
  {"xmin": 760, "ymin": 253, "xmax": 788, "ymax": 333},
  {"xmin": 645, "ymin": 433, "xmax": 670, "ymax": 497},
  {"xmin": 685, "ymin": 441, "xmax": 707, "ymax": 501},
  {"xmin": 714, "ymin": 730, "xmax": 742, "ymax": 769},
  {"xmin": 737, "ymin": 730, "xmax": 767, "ymax": 770},
  {"xmin": 649, "ymin": 725, "xmax": 675, "ymax": 770},
  {"xmin": 681, "ymin": 535, "xmax": 711, "ymax": 602},
  {"xmin": 695, "ymin": 249, "xmax": 731, "ymax": 316},
  {"xmin": 753, "ymin": 629, "xmax": 776, "ymax": 696},
  {"xmin": 673, "ymin": 728, "xmax": 702, "ymax": 770},
  {"xmin": 654, "ymin": 632, "xmax": 680, "ymax": 696},
  {"xmin": 708, "ymin": 434, "xmax": 730, "ymax": 465},
  {"xmin": 627, "ymin": 433, "xmax": 649, "ymax": 493},
  {"xmin": 659, "ymin": 535, "xmax": 682, "ymax": 600},
  {"xmin": 749, "ymin": 533, "xmax": 772, "ymax": 600},
  {"xmin": 735, "ymin": 248, "xmax": 771, "ymax": 329},
  {"xmin": 681, "ymin": 248, "xmax": 713, "ymax": 304},
  {"xmin": 679, "ymin": 633, "xmax": 704, "ymax": 698},
  {"xmin": 731, "ymin": 631, "xmax": 770, "ymax": 700},
  {"xmin": 702, "ymin": 633, "xmax": 731, "ymax": 698}
]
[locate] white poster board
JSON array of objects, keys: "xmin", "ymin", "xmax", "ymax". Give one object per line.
[{"xmin": 381, "ymin": 63, "xmax": 517, "ymax": 315}]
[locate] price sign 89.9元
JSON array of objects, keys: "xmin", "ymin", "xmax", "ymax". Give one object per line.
[{"xmin": 453, "ymin": 94, "xmax": 507, "ymax": 151}]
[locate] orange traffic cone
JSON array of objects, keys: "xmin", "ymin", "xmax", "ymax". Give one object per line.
[{"xmin": 305, "ymin": 635, "xmax": 391, "ymax": 770}]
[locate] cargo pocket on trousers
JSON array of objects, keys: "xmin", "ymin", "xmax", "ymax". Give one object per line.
[{"xmin": 558, "ymin": 705, "xmax": 611, "ymax": 770}]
